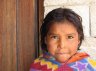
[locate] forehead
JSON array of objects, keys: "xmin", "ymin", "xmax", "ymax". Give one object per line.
[{"xmin": 48, "ymin": 21, "xmax": 78, "ymax": 34}]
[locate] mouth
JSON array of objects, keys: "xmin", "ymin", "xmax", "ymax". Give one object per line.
[{"xmin": 56, "ymin": 53, "xmax": 69, "ymax": 55}]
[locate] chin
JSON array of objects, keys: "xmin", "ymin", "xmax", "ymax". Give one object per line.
[
  {"xmin": 55, "ymin": 55, "xmax": 71, "ymax": 63},
  {"xmin": 55, "ymin": 57, "xmax": 70, "ymax": 63},
  {"xmin": 56, "ymin": 58, "xmax": 68, "ymax": 63},
  {"xmin": 54, "ymin": 53, "xmax": 73, "ymax": 63}
]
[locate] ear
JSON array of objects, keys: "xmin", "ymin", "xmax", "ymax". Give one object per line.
[
  {"xmin": 78, "ymin": 37, "xmax": 80, "ymax": 44},
  {"xmin": 77, "ymin": 39, "xmax": 80, "ymax": 48},
  {"xmin": 78, "ymin": 40, "xmax": 80, "ymax": 44}
]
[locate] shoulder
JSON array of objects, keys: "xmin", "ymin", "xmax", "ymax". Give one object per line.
[
  {"xmin": 81, "ymin": 57, "xmax": 96, "ymax": 70},
  {"xmin": 78, "ymin": 52, "xmax": 96, "ymax": 69},
  {"xmin": 29, "ymin": 57, "xmax": 43, "ymax": 70},
  {"xmin": 68, "ymin": 51, "xmax": 96, "ymax": 70},
  {"xmin": 29, "ymin": 57, "xmax": 59, "ymax": 71},
  {"xmin": 70, "ymin": 57, "xmax": 96, "ymax": 71},
  {"xmin": 85, "ymin": 57, "xmax": 96, "ymax": 68}
]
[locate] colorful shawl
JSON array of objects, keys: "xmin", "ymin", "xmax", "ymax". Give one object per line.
[{"xmin": 30, "ymin": 52, "xmax": 96, "ymax": 71}]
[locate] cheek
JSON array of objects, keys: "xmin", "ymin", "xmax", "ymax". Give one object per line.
[
  {"xmin": 46, "ymin": 41, "xmax": 57, "ymax": 55},
  {"xmin": 47, "ymin": 47, "xmax": 56, "ymax": 55},
  {"xmin": 69, "ymin": 41, "xmax": 79, "ymax": 53}
]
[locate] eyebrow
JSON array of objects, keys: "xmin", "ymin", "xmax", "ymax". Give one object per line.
[
  {"xmin": 66, "ymin": 33, "xmax": 77, "ymax": 35},
  {"xmin": 47, "ymin": 33, "xmax": 58, "ymax": 35},
  {"xmin": 48, "ymin": 33, "xmax": 77, "ymax": 36}
]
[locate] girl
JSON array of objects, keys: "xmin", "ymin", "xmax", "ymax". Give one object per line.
[{"xmin": 30, "ymin": 8, "xmax": 96, "ymax": 71}]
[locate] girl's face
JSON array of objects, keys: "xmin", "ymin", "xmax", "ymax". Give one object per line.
[{"xmin": 45, "ymin": 21, "xmax": 80, "ymax": 63}]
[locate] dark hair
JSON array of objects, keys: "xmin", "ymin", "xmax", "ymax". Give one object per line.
[{"xmin": 40, "ymin": 8, "xmax": 84, "ymax": 52}]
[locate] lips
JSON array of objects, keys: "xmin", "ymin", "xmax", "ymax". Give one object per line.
[{"xmin": 56, "ymin": 53, "xmax": 69, "ymax": 54}]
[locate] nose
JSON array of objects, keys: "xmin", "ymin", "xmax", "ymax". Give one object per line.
[{"xmin": 58, "ymin": 39, "xmax": 65, "ymax": 49}]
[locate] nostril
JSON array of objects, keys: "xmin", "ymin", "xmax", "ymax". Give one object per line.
[{"xmin": 58, "ymin": 44, "xmax": 65, "ymax": 49}]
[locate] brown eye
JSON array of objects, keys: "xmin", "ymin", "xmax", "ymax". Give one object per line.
[
  {"xmin": 68, "ymin": 36, "xmax": 73, "ymax": 39},
  {"xmin": 51, "ymin": 35, "xmax": 59, "ymax": 39}
]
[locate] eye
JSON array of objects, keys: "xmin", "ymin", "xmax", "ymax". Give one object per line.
[
  {"xmin": 51, "ymin": 35, "xmax": 59, "ymax": 39},
  {"xmin": 67, "ymin": 36, "xmax": 74, "ymax": 39}
]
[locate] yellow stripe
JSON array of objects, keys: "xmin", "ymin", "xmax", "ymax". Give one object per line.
[
  {"xmin": 40, "ymin": 59, "xmax": 58, "ymax": 70},
  {"xmin": 88, "ymin": 58, "xmax": 96, "ymax": 67},
  {"xmin": 34, "ymin": 58, "xmax": 40, "ymax": 63},
  {"xmin": 34, "ymin": 58, "xmax": 58, "ymax": 70}
]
